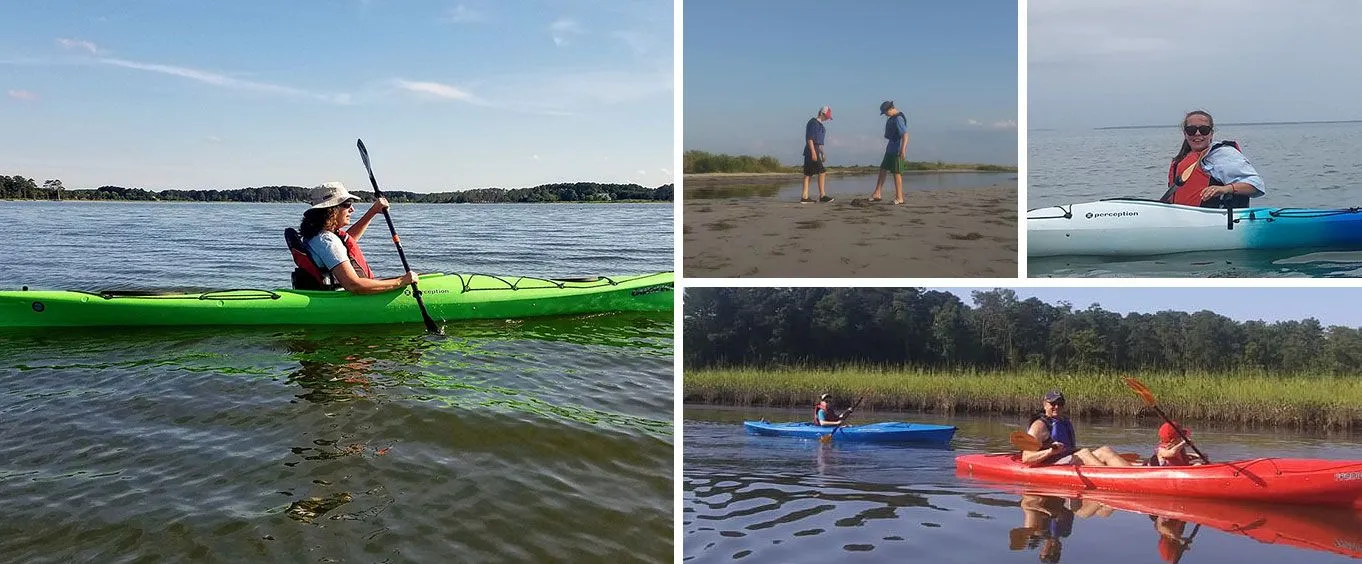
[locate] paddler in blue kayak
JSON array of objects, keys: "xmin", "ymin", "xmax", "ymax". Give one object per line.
[
  {"xmin": 1160, "ymin": 110, "xmax": 1265, "ymax": 208},
  {"xmin": 813, "ymin": 393, "xmax": 850, "ymax": 426},
  {"xmin": 287, "ymin": 181, "xmax": 418, "ymax": 294},
  {"xmin": 1022, "ymin": 390, "xmax": 1132, "ymax": 467}
]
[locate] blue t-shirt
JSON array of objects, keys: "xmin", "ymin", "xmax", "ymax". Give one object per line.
[
  {"xmin": 305, "ymin": 231, "xmax": 348, "ymax": 272},
  {"xmin": 885, "ymin": 114, "xmax": 908, "ymax": 155},
  {"xmin": 804, "ymin": 117, "xmax": 826, "ymax": 159}
]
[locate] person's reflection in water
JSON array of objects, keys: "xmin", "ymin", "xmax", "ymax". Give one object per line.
[
  {"xmin": 1152, "ymin": 515, "xmax": 1194, "ymax": 563},
  {"xmin": 1010, "ymin": 494, "xmax": 1075, "ymax": 562}
]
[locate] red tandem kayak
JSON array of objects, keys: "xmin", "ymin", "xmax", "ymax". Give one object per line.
[{"xmin": 955, "ymin": 453, "xmax": 1362, "ymax": 508}]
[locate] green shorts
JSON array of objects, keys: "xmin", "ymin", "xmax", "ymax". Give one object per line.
[{"xmin": 880, "ymin": 153, "xmax": 907, "ymax": 174}]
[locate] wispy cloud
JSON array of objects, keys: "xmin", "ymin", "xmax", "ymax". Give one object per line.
[
  {"xmin": 967, "ymin": 118, "xmax": 1017, "ymax": 130},
  {"xmin": 57, "ymin": 38, "xmax": 99, "ymax": 55},
  {"xmin": 96, "ymin": 58, "xmax": 350, "ymax": 104},
  {"xmin": 8, "ymin": 89, "xmax": 39, "ymax": 101},
  {"xmin": 205, "ymin": 135, "xmax": 223, "ymax": 143},
  {"xmin": 443, "ymin": 4, "xmax": 487, "ymax": 23},
  {"xmin": 550, "ymin": 18, "xmax": 585, "ymax": 46},
  {"xmin": 611, "ymin": 30, "xmax": 655, "ymax": 57},
  {"xmin": 392, "ymin": 79, "xmax": 483, "ymax": 104}
]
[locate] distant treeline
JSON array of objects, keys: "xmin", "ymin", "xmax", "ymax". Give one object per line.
[
  {"xmin": 683, "ymin": 150, "xmax": 1016, "ymax": 174},
  {"xmin": 685, "ymin": 287, "xmax": 1362, "ymax": 374},
  {"xmin": 0, "ymin": 175, "xmax": 673, "ymax": 203}
]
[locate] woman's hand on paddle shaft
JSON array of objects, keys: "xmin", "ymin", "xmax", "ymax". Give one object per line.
[
  {"xmin": 371, "ymin": 197, "xmax": 391, "ymax": 213},
  {"xmin": 400, "ymin": 271, "xmax": 419, "ymax": 286},
  {"xmin": 1200, "ymin": 184, "xmax": 1232, "ymax": 202}
]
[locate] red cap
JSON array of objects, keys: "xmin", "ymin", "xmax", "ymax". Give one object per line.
[
  {"xmin": 1159, "ymin": 422, "xmax": 1190, "ymax": 443},
  {"xmin": 819, "ymin": 105, "xmax": 833, "ymax": 119}
]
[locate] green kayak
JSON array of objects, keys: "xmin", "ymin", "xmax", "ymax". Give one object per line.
[{"xmin": 0, "ymin": 272, "xmax": 673, "ymax": 328}]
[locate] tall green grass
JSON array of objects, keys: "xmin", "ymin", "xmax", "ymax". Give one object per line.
[{"xmin": 685, "ymin": 366, "xmax": 1362, "ymax": 430}]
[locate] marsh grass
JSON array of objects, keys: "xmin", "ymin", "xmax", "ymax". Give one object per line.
[{"xmin": 685, "ymin": 366, "xmax": 1362, "ymax": 430}]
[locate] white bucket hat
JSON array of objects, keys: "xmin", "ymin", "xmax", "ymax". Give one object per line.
[{"xmin": 307, "ymin": 181, "xmax": 359, "ymax": 209}]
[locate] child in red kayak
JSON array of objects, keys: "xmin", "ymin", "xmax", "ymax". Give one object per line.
[{"xmin": 1152, "ymin": 421, "xmax": 1206, "ymax": 466}]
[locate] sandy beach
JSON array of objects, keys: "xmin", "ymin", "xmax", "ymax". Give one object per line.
[{"xmin": 683, "ymin": 177, "xmax": 1018, "ymax": 278}]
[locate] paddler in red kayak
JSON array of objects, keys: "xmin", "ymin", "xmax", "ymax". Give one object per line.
[
  {"xmin": 289, "ymin": 181, "xmax": 418, "ymax": 294},
  {"xmin": 1152, "ymin": 421, "xmax": 1206, "ymax": 466},
  {"xmin": 1159, "ymin": 110, "xmax": 1265, "ymax": 208},
  {"xmin": 1022, "ymin": 390, "xmax": 1133, "ymax": 467}
]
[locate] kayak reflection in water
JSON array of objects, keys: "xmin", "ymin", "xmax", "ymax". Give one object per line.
[
  {"xmin": 290, "ymin": 181, "xmax": 418, "ymax": 294},
  {"xmin": 813, "ymin": 393, "xmax": 847, "ymax": 426},
  {"xmin": 1159, "ymin": 110, "xmax": 1266, "ymax": 209},
  {"xmin": 1022, "ymin": 390, "xmax": 1133, "ymax": 467}
]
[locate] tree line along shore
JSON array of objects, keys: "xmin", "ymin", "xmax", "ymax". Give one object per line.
[
  {"xmin": 683, "ymin": 150, "xmax": 1017, "ymax": 174},
  {"xmin": 684, "ymin": 288, "xmax": 1362, "ymax": 430},
  {"xmin": 0, "ymin": 175, "xmax": 673, "ymax": 203}
]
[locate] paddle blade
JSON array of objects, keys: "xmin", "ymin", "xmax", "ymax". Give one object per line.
[
  {"xmin": 1124, "ymin": 377, "xmax": 1157, "ymax": 406},
  {"xmin": 1009, "ymin": 430, "xmax": 1041, "ymax": 452},
  {"xmin": 357, "ymin": 139, "xmax": 372, "ymax": 170},
  {"xmin": 819, "ymin": 433, "xmax": 833, "ymax": 444}
]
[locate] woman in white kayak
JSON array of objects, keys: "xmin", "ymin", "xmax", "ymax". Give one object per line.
[
  {"xmin": 287, "ymin": 181, "xmax": 418, "ymax": 294},
  {"xmin": 1021, "ymin": 390, "xmax": 1133, "ymax": 467},
  {"xmin": 1160, "ymin": 110, "xmax": 1266, "ymax": 208}
]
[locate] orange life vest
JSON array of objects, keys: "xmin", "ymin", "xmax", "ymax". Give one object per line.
[{"xmin": 1165, "ymin": 140, "xmax": 1248, "ymax": 208}]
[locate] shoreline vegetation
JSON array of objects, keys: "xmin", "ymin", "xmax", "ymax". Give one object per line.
[
  {"xmin": 682, "ymin": 150, "xmax": 1017, "ymax": 177},
  {"xmin": 0, "ymin": 175, "xmax": 673, "ymax": 203},
  {"xmin": 684, "ymin": 287, "xmax": 1362, "ymax": 430},
  {"xmin": 684, "ymin": 367, "xmax": 1362, "ymax": 430}
]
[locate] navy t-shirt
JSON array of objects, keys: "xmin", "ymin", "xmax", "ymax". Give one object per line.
[{"xmin": 804, "ymin": 117, "xmax": 826, "ymax": 158}]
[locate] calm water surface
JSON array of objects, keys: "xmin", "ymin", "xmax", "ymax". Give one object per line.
[
  {"xmin": 687, "ymin": 173, "xmax": 1016, "ymax": 203},
  {"xmin": 0, "ymin": 202, "xmax": 674, "ymax": 561},
  {"xmin": 684, "ymin": 407, "xmax": 1362, "ymax": 563},
  {"xmin": 1029, "ymin": 123, "xmax": 1362, "ymax": 277}
]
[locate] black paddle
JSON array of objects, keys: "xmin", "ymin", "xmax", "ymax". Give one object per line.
[{"xmin": 356, "ymin": 138, "xmax": 441, "ymax": 334}]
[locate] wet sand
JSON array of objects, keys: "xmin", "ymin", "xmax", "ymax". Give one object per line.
[{"xmin": 683, "ymin": 178, "xmax": 1018, "ymax": 278}]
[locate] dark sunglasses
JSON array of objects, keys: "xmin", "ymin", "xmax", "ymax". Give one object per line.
[
  {"xmin": 1183, "ymin": 125, "xmax": 1213, "ymax": 136},
  {"xmin": 1046, "ymin": 399, "xmax": 1066, "ymax": 407},
  {"xmin": 338, "ymin": 201, "xmax": 354, "ymax": 209}
]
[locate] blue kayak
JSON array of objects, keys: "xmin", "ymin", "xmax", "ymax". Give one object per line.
[{"xmin": 743, "ymin": 421, "xmax": 957, "ymax": 443}]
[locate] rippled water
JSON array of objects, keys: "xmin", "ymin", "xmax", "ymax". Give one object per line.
[
  {"xmin": 684, "ymin": 407, "xmax": 1362, "ymax": 563},
  {"xmin": 0, "ymin": 202, "xmax": 674, "ymax": 561},
  {"xmin": 687, "ymin": 173, "xmax": 1016, "ymax": 202},
  {"xmin": 0, "ymin": 201, "xmax": 673, "ymax": 290},
  {"xmin": 1028, "ymin": 122, "xmax": 1362, "ymax": 276}
]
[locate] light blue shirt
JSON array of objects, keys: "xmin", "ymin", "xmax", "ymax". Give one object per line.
[
  {"xmin": 305, "ymin": 232, "xmax": 348, "ymax": 272},
  {"xmin": 1202, "ymin": 144, "xmax": 1266, "ymax": 196}
]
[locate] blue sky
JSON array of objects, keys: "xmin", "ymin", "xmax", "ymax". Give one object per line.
[
  {"xmin": 1030, "ymin": 0, "xmax": 1362, "ymax": 130},
  {"xmin": 1, "ymin": 0, "xmax": 672, "ymax": 192},
  {"xmin": 940, "ymin": 288, "xmax": 1362, "ymax": 328},
  {"xmin": 684, "ymin": 0, "xmax": 1018, "ymax": 166}
]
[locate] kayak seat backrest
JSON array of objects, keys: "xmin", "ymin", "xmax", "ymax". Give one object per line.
[{"xmin": 284, "ymin": 228, "xmax": 338, "ymax": 291}]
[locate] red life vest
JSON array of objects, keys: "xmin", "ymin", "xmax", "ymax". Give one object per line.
[
  {"xmin": 1165, "ymin": 140, "xmax": 1248, "ymax": 208},
  {"xmin": 286, "ymin": 228, "xmax": 373, "ymax": 290}
]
